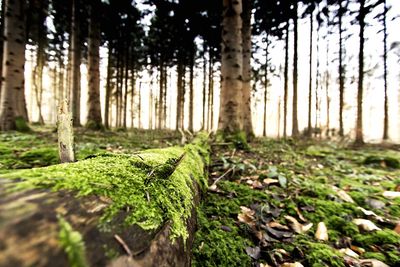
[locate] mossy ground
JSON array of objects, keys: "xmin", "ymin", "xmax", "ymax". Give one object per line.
[{"xmin": 194, "ymin": 138, "xmax": 400, "ymax": 266}]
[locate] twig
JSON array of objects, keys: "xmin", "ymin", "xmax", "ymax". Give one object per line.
[
  {"xmin": 210, "ymin": 166, "xmax": 235, "ymax": 189},
  {"xmin": 114, "ymin": 234, "xmax": 132, "ymax": 257}
]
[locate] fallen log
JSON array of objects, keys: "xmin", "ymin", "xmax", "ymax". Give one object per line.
[{"xmin": 0, "ymin": 133, "xmax": 209, "ymax": 267}]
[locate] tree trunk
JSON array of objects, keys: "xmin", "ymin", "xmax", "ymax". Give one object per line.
[
  {"xmin": 383, "ymin": 0, "xmax": 389, "ymax": 140},
  {"xmin": 325, "ymin": 40, "xmax": 331, "ymax": 138},
  {"xmin": 176, "ymin": 59, "xmax": 183, "ymax": 130},
  {"xmin": 208, "ymin": 58, "xmax": 214, "ymax": 131},
  {"xmin": 130, "ymin": 70, "xmax": 136, "ymax": 129},
  {"xmin": 355, "ymin": 0, "xmax": 365, "ymax": 145},
  {"xmin": 307, "ymin": 11, "xmax": 313, "ymax": 138},
  {"xmin": 138, "ymin": 81, "xmax": 142, "ymax": 129},
  {"xmin": 104, "ymin": 45, "xmax": 112, "ymax": 129},
  {"xmin": 263, "ymin": 35, "xmax": 269, "ymax": 137},
  {"xmin": 338, "ymin": 0, "xmax": 345, "ymax": 137},
  {"xmin": 218, "ymin": 0, "xmax": 243, "ymax": 135},
  {"xmin": 86, "ymin": 0, "xmax": 103, "ymax": 130},
  {"xmin": 292, "ymin": 2, "xmax": 299, "ymax": 137},
  {"xmin": 188, "ymin": 51, "xmax": 194, "ymax": 133},
  {"xmin": 283, "ymin": 23, "xmax": 289, "ymax": 138},
  {"xmin": 242, "ymin": 0, "xmax": 253, "ymax": 138},
  {"xmin": 0, "ymin": 0, "xmax": 28, "ymax": 130},
  {"xmin": 123, "ymin": 49, "xmax": 129, "ymax": 129},
  {"xmin": 158, "ymin": 61, "xmax": 164, "ymax": 130},
  {"xmin": 0, "ymin": 0, "xmax": 5, "ymax": 96},
  {"xmin": 314, "ymin": 16, "xmax": 321, "ymax": 136},
  {"xmin": 71, "ymin": 0, "xmax": 81, "ymax": 127},
  {"xmin": 202, "ymin": 45, "xmax": 207, "ymax": 130}
]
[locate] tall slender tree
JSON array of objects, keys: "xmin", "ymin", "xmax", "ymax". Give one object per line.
[
  {"xmin": 70, "ymin": 0, "xmax": 81, "ymax": 127},
  {"xmin": 292, "ymin": 1, "xmax": 300, "ymax": 137}
]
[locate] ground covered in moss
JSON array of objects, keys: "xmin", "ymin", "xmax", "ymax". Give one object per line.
[{"xmin": 193, "ymin": 138, "xmax": 400, "ymax": 267}]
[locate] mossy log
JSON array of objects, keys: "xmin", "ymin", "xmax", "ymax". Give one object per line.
[{"xmin": 0, "ymin": 133, "xmax": 209, "ymax": 267}]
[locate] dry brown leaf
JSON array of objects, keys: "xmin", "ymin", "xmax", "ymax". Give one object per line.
[
  {"xmin": 339, "ymin": 248, "xmax": 359, "ymax": 259},
  {"xmin": 260, "ymin": 264, "xmax": 272, "ymax": 267},
  {"xmin": 280, "ymin": 263, "xmax": 304, "ymax": 267},
  {"xmin": 284, "ymin": 215, "xmax": 313, "ymax": 234},
  {"xmin": 332, "ymin": 185, "xmax": 355, "ymax": 203},
  {"xmin": 315, "ymin": 222, "xmax": 328, "ymax": 241},
  {"xmin": 238, "ymin": 206, "xmax": 255, "ymax": 226},
  {"xmin": 352, "ymin": 218, "xmax": 381, "ymax": 231},
  {"xmin": 382, "ymin": 191, "xmax": 400, "ymax": 199},
  {"xmin": 268, "ymin": 221, "xmax": 290, "ymax": 231},
  {"xmin": 294, "ymin": 206, "xmax": 306, "ymax": 222},
  {"xmin": 359, "ymin": 259, "xmax": 390, "ymax": 267},
  {"xmin": 252, "ymin": 180, "xmax": 264, "ymax": 189},
  {"xmin": 357, "ymin": 207, "xmax": 384, "ymax": 222},
  {"xmin": 394, "ymin": 222, "xmax": 400, "ymax": 234},
  {"xmin": 350, "ymin": 245, "xmax": 365, "ymax": 255}
]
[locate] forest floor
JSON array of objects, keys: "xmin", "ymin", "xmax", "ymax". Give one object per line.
[{"xmin": 0, "ymin": 128, "xmax": 399, "ymax": 266}]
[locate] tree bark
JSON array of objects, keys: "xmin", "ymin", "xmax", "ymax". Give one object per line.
[
  {"xmin": 0, "ymin": 0, "xmax": 28, "ymax": 130},
  {"xmin": 383, "ymin": 0, "xmax": 389, "ymax": 140},
  {"xmin": 188, "ymin": 51, "xmax": 194, "ymax": 133},
  {"xmin": 86, "ymin": 0, "xmax": 103, "ymax": 130},
  {"xmin": 71, "ymin": 0, "xmax": 81, "ymax": 127},
  {"xmin": 307, "ymin": 12, "xmax": 313, "ymax": 138},
  {"xmin": 283, "ymin": 23, "xmax": 289, "ymax": 138},
  {"xmin": 355, "ymin": 0, "xmax": 365, "ymax": 145},
  {"xmin": 218, "ymin": 0, "xmax": 243, "ymax": 135},
  {"xmin": 263, "ymin": 35, "xmax": 269, "ymax": 137},
  {"xmin": 176, "ymin": 59, "xmax": 183, "ymax": 130},
  {"xmin": 292, "ymin": 2, "xmax": 299, "ymax": 137},
  {"xmin": 104, "ymin": 45, "xmax": 112, "ymax": 129},
  {"xmin": 242, "ymin": 0, "xmax": 253, "ymax": 138},
  {"xmin": 338, "ymin": 0, "xmax": 345, "ymax": 137}
]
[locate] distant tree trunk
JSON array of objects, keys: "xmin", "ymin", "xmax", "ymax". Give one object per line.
[
  {"xmin": 115, "ymin": 52, "xmax": 121, "ymax": 128},
  {"xmin": 314, "ymin": 15, "xmax": 321, "ymax": 135},
  {"xmin": 242, "ymin": 0, "xmax": 253, "ymax": 138},
  {"xmin": 0, "ymin": 0, "xmax": 5, "ymax": 95},
  {"xmin": 283, "ymin": 23, "xmax": 289, "ymax": 138},
  {"xmin": 104, "ymin": 45, "xmax": 112, "ymax": 129},
  {"xmin": 292, "ymin": 2, "xmax": 299, "ymax": 137},
  {"xmin": 383, "ymin": 0, "xmax": 389, "ymax": 140},
  {"xmin": 158, "ymin": 60, "xmax": 164, "ymax": 129},
  {"xmin": 338, "ymin": 0, "xmax": 345, "ymax": 137},
  {"xmin": 149, "ymin": 74, "xmax": 154, "ymax": 130},
  {"xmin": 0, "ymin": 0, "xmax": 28, "ymax": 130},
  {"xmin": 307, "ymin": 11, "xmax": 313, "ymax": 138},
  {"xmin": 163, "ymin": 67, "xmax": 168, "ymax": 129},
  {"xmin": 325, "ymin": 40, "xmax": 331, "ymax": 137},
  {"xmin": 176, "ymin": 58, "xmax": 183, "ymax": 130},
  {"xmin": 138, "ymin": 81, "xmax": 142, "ymax": 129},
  {"xmin": 86, "ymin": 0, "xmax": 102, "ymax": 130},
  {"xmin": 208, "ymin": 58, "xmax": 214, "ymax": 131},
  {"xmin": 71, "ymin": 0, "xmax": 81, "ymax": 127},
  {"xmin": 188, "ymin": 50, "xmax": 194, "ymax": 132},
  {"xmin": 130, "ymin": 70, "xmax": 136, "ymax": 129},
  {"xmin": 355, "ymin": 0, "xmax": 365, "ymax": 145},
  {"xmin": 202, "ymin": 45, "xmax": 207, "ymax": 129},
  {"xmin": 263, "ymin": 35, "xmax": 269, "ymax": 137},
  {"xmin": 123, "ymin": 49, "xmax": 129, "ymax": 129},
  {"xmin": 218, "ymin": 0, "xmax": 243, "ymax": 135}
]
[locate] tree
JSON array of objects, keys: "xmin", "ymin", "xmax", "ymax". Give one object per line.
[
  {"xmin": 218, "ymin": 0, "xmax": 244, "ymax": 135},
  {"xmin": 0, "ymin": 0, "xmax": 28, "ymax": 130},
  {"xmin": 382, "ymin": 0, "xmax": 388, "ymax": 140},
  {"xmin": 86, "ymin": 0, "xmax": 103, "ymax": 130},
  {"xmin": 242, "ymin": 0, "xmax": 254, "ymax": 138},
  {"xmin": 70, "ymin": 0, "xmax": 81, "ymax": 127},
  {"xmin": 292, "ymin": 0, "xmax": 300, "ymax": 137}
]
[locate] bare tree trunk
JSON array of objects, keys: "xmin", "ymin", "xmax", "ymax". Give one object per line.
[
  {"xmin": 292, "ymin": 2, "xmax": 299, "ymax": 137},
  {"xmin": 104, "ymin": 45, "xmax": 112, "ymax": 129},
  {"xmin": 0, "ymin": 0, "xmax": 5, "ymax": 95},
  {"xmin": 355, "ymin": 0, "xmax": 365, "ymax": 144},
  {"xmin": 0, "ymin": 0, "xmax": 28, "ymax": 130},
  {"xmin": 138, "ymin": 81, "xmax": 142, "ymax": 129},
  {"xmin": 176, "ymin": 59, "xmax": 183, "ymax": 130},
  {"xmin": 71, "ymin": 0, "xmax": 81, "ymax": 127},
  {"xmin": 325, "ymin": 40, "xmax": 331, "ymax": 138},
  {"xmin": 314, "ymin": 16, "xmax": 321, "ymax": 136},
  {"xmin": 130, "ymin": 70, "xmax": 136, "ymax": 129},
  {"xmin": 86, "ymin": 0, "xmax": 103, "ymax": 130},
  {"xmin": 307, "ymin": 11, "xmax": 313, "ymax": 138},
  {"xmin": 242, "ymin": 0, "xmax": 253, "ymax": 138},
  {"xmin": 218, "ymin": 0, "xmax": 243, "ymax": 135},
  {"xmin": 202, "ymin": 45, "xmax": 207, "ymax": 130},
  {"xmin": 123, "ymin": 50, "xmax": 129, "ymax": 129},
  {"xmin": 283, "ymin": 23, "xmax": 289, "ymax": 138},
  {"xmin": 208, "ymin": 58, "xmax": 214, "ymax": 131},
  {"xmin": 338, "ymin": 0, "xmax": 345, "ymax": 137},
  {"xmin": 263, "ymin": 35, "xmax": 269, "ymax": 137},
  {"xmin": 188, "ymin": 51, "xmax": 194, "ymax": 132},
  {"xmin": 383, "ymin": 0, "xmax": 389, "ymax": 140}
]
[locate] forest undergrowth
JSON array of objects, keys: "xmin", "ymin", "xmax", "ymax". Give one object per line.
[
  {"xmin": 193, "ymin": 138, "xmax": 400, "ymax": 267},
  {"xmin": 0, "ymin": 129, "xmax": 399, "ymax": 266}
]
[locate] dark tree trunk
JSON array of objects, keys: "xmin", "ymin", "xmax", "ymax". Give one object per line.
[
  {"xmin": 188, "ymin": 51, "xmax": 194, "ymax": 133},
  {"xmin": 263, "ymin": 35, "xmax": 269, "ymax": 137},
  {"xmin": 176, "ymin": 59, "xmax": 183, "ymax": 130},
  {"xmin": 208, "ymin": 58, "xmax": 214, "ymax": 131},
  {"xmin": 104, "ymin": 45, "xmax": 112, "ymax": 129},
  {"xmin": 71, "ymin": 0, "xmax": 81, "ymax": 127},
  {"xmin": 355, "ymin": 0, "xmax": 365, "ymax": 145},
  {"xmin": 202, "ymin": 45, "xmax": 207, "ymax": 130},
  {"xmin": 292, "ymin": 2, "xmax": 299, "ymax": 137},
  {"xmin": 383, "ymin": 0, "xmax": 389, "ymax": 140},
  {"xmin": 307, "ymin": 12, "xmax": 313, "ymax": 138},
  {"xmin": 283, "ymin": 23, "xmax": 289, "ymax": 138},
  {"xmin": 338, "ymin": 0, "xmax": 345, "ymax": 137}
]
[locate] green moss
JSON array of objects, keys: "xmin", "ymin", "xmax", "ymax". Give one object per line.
[
  {"xmin": 363, "ymin": 155, "xmax": 400, "ymax": 169},
  {"xmin": 58, "ymin": 216, "xmax": 88, "ymax": 267},
  {"xmin": 363, "ymin": 252, "xmax": 386, "ymax": 262},
  {"xmin": 15, "ymin": 116, "xmax": 31, "ymax": 132},
  {"xmin": 354, "ymin": 229, "xmax": 400, "ymax": 247},
  {"xmin": 19, "ymin": 147, "xmax": 59, "ymax": 167},
  {"xmin": 216, "ymin": 130, "xmax": 249, "ymax": 150},
  {"xmin": 85, "ymin": 120, "xmax": 104, "ymax": 131},
  {"xmin": 1, "ymin": 134, "xmax": 209, "ymax": 241},
  {"xmin": 299, "ymin": 239, "xmax": 345, "ymax": 267}
]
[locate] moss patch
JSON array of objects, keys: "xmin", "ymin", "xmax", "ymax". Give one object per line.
[{"xmin": 1, "ymin": 133, "xmax": 209, "ymax": 241}]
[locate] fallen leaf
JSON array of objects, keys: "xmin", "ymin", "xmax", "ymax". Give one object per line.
[
  {"xmin": 339, "ymin": 248, "xmax": 359, "ymax": 259},
  {"xmin": 268, "ymin": 221, "xmax": 290, "ymax": 231},
  {"xmin": 294, "ymin": 206, "xmax": 306, "ymax": 222},
  {"xmin": 315, "ymin": 222, "xmax": 328, "ymax": 241},
  {"xmin": 280, "ymin": 263, "xmax": 304, "ymax": 267},
  {"xmin": 260, "ymin": 264, "xmax": 272, "ymax": 267},
  {"xmin": 357, "ymin": 207, "xmax": 384, "ymax": 222},
  {"xmin": 394, "ymin": 222, "xmax": 400, "ymax": 234},
  {"xmin": 238, "ymin": 206, "xmax": 255, "ymax": 226},
  {"xmin": 284, "ymin": 215, "xmax": 313, "ymax": 234},
  {"xmin": 278, "ymin": 175, "xmax": 288, "ymax": 188},
  {"xmin": 332, "ymin": 185, "xmax": 355, "ymax": 203},
  {"xmin": 350, "ymin": 245, "xmax": 365, "ymax": 255},
  {"xmin": 252, "ymin": 180, "xmax": 264, "ymax": 189},
  {"xmin": 265, "ymin": 225, "xmax": 293, "ymax": 239},
  {"xmin": 245, "ymin": 246, "xmax": 261, "ymax": 260},
  {"xmin": 220, "ymin": 225, "xmax": 232, "ymax": 232},
  {"xmin": 352, "ymin": 218, "xmax": 381, "ymax": 231},
  {"xmin": 263, "ymin": 178, "xmax": 279, "ymax": 185},
  {"xmin": 359, "ymin": 259, "xmax": 390, "ymax": 267},
  {"xmin": 382, "ymin": 191, "xmax": 400, "ymax": 199}
]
